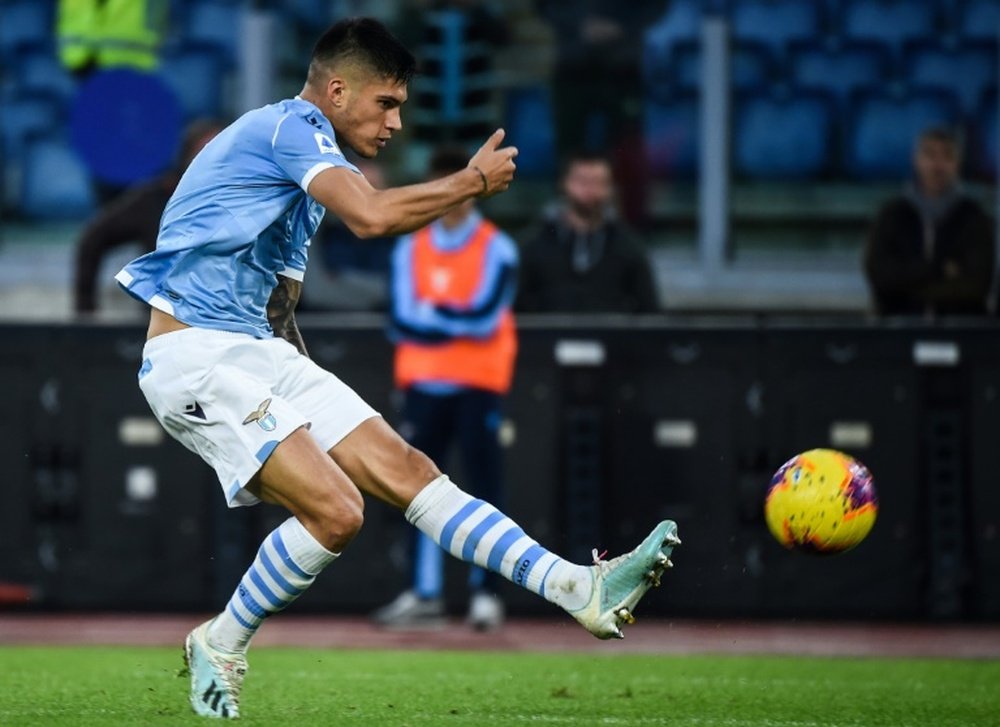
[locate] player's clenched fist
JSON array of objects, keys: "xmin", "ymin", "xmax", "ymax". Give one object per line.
[{"xmin": 468, "ymin": 128, "xmax": 518, "ymax": 197}]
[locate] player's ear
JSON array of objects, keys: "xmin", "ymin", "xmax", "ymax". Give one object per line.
[{"xmin": 328, "ymin": 76, "xmax": 347, "ymax": 108}]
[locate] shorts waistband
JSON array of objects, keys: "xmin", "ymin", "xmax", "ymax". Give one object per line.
[{"xmin": 142, "ymin": 325, "xmax": 257, "ymax": 355}]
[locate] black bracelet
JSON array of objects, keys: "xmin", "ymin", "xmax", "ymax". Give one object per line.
[{"xmin": 472, "ymin": 165, "xmax": 488, "ymax": 194}]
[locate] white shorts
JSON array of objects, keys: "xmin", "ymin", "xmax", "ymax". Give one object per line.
[{"xmin": 138, "ymin": 327, "xmax": 379, "ymax": 507}]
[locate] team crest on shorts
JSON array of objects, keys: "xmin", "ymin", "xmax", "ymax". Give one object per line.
[{"xmin": 243, "ymin": 398, "xmax": 277, "ymax": 432}]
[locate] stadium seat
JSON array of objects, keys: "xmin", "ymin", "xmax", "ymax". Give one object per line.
[
  {"xmin": 842, "ymin": 0, "xmax": 936, "ymax": 51},
  {"xmin": 731, "ymin": 0, "xmax": 823, "ymax": 59},
  {"xmin": 644, "ymin": 92, "xmax": 699, "ymax": 180},
  {"xmin": 183, "ymin": 0, "xmax": 245, "ymax": 67},
  {"xmin": 504, "ymin": 86, "xmax": 556, "ymax": 179},
  {"xmin": 733, "ymin": 89, "xmax": 834, "ymax": 179},
  {"xmin": 844, "ymin": 87, "xmax": 962, "ymax": 179},
  {"xmin": 671, "ymin": 41, "xmax": 772, "ymax": 93},
  {"xmin": 158, "ymin": 46, "xmax": 226, "ymax": 118},
  {"xmin": 0, "ymin": 94, "xmax": 61, "ymax": 161},
  {"xmin": 644, "ymin": 0, "xmax": 702, "ymax": 89},
  {"xmin": 790, "ymin": 41, "xmax": 891, "ymax": 107},
  {"xmin": 16, "ymin": 52, "xmax": 77, "ymax": 106},
  {"xmin": 20, "ymin": 139, "xmax": 96, "ymax": 219},
  {"xmin": 0, "ymin": 0, "xmax": 53, "ymax": 61},
  {"xmin": 906, "ymin": 41, "xmax": 998, "ymax": 113},
  {"xmin": 962, "ymin": 0, "xmax": 1000, "ymax": 43}
]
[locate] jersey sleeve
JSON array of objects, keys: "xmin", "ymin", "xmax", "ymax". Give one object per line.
[{"xmin": 272, "ymin": 114, "xmax": 360, "ymax": 193}]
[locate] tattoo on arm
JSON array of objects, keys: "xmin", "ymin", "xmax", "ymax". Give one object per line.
[{"xmin": 267, "ymin": 276, "xmax": 308, "ymax": 357}]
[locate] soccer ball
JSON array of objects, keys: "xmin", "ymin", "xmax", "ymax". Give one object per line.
[{"xmin": 764, "ymin": 448, "xmax": 878, "ymax": 554}]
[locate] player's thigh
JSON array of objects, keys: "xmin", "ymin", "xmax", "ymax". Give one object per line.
[
  {"xmin": 328, "ymin": 416, "xmax": 441, "ymax": 511},
  {"xmin": 248, "ymin": 427, "xmax": 365, "ymax": 549},
  {"xmin": 268, "ymin": 340, "xmax": 386, "ymax": 450}
]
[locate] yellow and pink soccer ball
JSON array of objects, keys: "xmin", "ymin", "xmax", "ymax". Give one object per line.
[{"xmin": 764, "ymin": 449, "xmax": 878, "ymax": 554}]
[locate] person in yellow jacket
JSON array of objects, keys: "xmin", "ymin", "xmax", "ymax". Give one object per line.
[
  {"xmin": 374, "ymin": 146, "xmax": 519, "ymax": 630},
  {"xmin": 58, "ymin": 0, "xmax": 166, "ymax": 75}
]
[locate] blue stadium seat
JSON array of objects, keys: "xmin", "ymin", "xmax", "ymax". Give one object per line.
[
  {"xmin": 672, "ymin": 41, "xmax": 772, "ymax": 93},
  {"xmin": 504, "ymin": 86, "xmax": 555, "ymax": 179},
  {"xmin": 16, "ymin": 52, "xmax": 77, "ymax": 106},
  {"xmin": 20, "ymin": 139, "xmax": 96, "ymax": 219},
  {"xmin": 731, "ymin": 0, "xmax": 823, "ymax": 59},
  {"xmin": 962, "ymin": 0, "xmax": 1000, "ymax": 43},
  {"xmin": 845, "ymin": 87, "xmax": 961, "ymax": 179},
  {"xmin": 644, "ymin": 92, "xmax": 699, "ymax": 180},
  {"xmin": 790, "ymin": 41, "xmax": 891, "ymax": 107},
  {"xmin": 0, "ymin": 1, "xmax": 53, "ymax": 61},
  {"xmin": 158, "ymin": 46, "xmax": 226, "ymax": 118},
  {"xmin": 645, "ymin": 0, "xmax": 702, "ymax": 89},
  {"xmin": 183, "ymin": 0, "xmax": 244, "ymax": 67},
  {"xmin": 0, "ymin": 94, "xmax": 61, "ymax": 161},
  {"xmin": 906, "ymin": 41, "xmax": 997, "ymax": 113},
  {"xmin": 734, "ymin": 90, "xmax": 834, "ymax": 179},
  {"xmin": 843, "ymin": 0, "xmax": 936, "ymax": 51}
]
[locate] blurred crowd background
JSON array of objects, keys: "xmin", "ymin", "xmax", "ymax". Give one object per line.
[{"xmin": 1, "ymin": 0, "xmax": 997, "ymax": 318}]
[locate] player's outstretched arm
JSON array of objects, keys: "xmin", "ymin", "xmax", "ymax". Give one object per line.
[
  {"xmin": 309, "ymin": 129, "xmax": 517, "ymax": 239},
  {"xmin": 267, "ymin": 275, "xmax": 309, "ymax": 357}
]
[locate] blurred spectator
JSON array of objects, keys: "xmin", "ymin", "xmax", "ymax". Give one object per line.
[
  {"xmin": 73, "ymin": 119, "xmax": 223, "ymax": 313},
  {"xmin": 58, "ymin": 0, "xmax": 167, "ymax": 76},
  {"xmin": 374, "ymin": 147, "xmax": 519, "ymax": 630},
  {"xmin": 396, "ymin": 1, "xmax": 509, "ymax": 146},
  {"xmin": 864, "ymin": 126, "xmax": 995, "ymax": 317},
  {"xmin": 518, "ymin": 153, "xmax": 659, "ymax": 313},
  {"xmin": 301, "ymin": 161, "xmax": 395, "ymax": 311},
  {"xmin": 536, "ymin": 0, "xmax": 665, "ymax": 227}
]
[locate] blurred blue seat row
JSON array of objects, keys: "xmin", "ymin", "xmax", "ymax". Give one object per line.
[
  {"xmin": 652, "ymin": 40, "xmax": 996, "ymax": 115},
  {"xmin": 642, "ymin": 85, "xmax": 996, "ymax": 181},
  {"xmin": 647, "ymin": 0, "xmax": 1000, "ymax": 60}
]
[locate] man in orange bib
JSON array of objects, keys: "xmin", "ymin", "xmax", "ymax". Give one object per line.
[{"xmin": 375, "ymin": 147, "xmax": 519, "ymax": 629}]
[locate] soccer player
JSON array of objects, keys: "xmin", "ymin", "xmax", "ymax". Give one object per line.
[{"xmin": 115, "ymin": 18, "xmax": 679, "ymax": 719}]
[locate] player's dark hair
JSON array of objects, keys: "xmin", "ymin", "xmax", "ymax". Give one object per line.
[
  {"xmin": 309, "ymin": 17, "xmax": 416, "ymax": 84},
  {"xmin": 918, "ymin": 125, "xmax": 963, "ymax": 153},
  {"xmin": 561, "ymin": 150, "xmax": 612, "ymax": 178},
  {"xmin": 428, "ymin": 145, "xmax": 470, "ymax": 177}
]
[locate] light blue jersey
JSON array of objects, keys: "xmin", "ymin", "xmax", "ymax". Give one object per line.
[{"xmin": 116, "ymin": 97, "xmax": 360, "ymax": 338}]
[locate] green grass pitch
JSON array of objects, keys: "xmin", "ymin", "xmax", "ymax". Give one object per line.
[{"xmin": 0, "ymin": 647, "xmax": 997, "ymax": 726}]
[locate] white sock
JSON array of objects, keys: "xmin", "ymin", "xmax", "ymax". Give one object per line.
[
  {"xmin": 208, "ymin": 517, "xmax": 338, "ymax": 653},
  {"xmin": 405, "ymin": 475, "xmax": 593, "ymax": 611}
]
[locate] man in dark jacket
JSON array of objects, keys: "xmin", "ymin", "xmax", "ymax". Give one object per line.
[
  {"xmin": 864, "ymin": 126, "xmax": 995, "ymax": 316},
  {"xmin": 517, "ymin": 153, "xmax": 659, "ymax": 313}
]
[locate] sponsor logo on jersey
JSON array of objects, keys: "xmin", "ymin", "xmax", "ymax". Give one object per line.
[
  {"xmin": 243, "ymin": 398, "xmax": 277, "ymax": 432},
  {"xmin": 314, "ymin": 132, "xmax": 342, "ymax": 157}
]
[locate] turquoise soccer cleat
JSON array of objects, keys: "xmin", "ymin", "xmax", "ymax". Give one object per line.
[
  {"xmin": 182, "ymin": 619, "xmax": 247, "ymax": 719},
  {"xmin": 570, "ymin": 520, "xmax": 680, "ymax": 639}
]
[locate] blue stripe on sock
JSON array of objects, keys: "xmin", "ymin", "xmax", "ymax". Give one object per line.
[
  {"xmin": 237, "ymin": 583, "xmax": 268, "ymax": 619},
  {"xmin": 486, "ymin": 526, "xmax": 526, "ymax": 572},
  {"xmin": 439, "ymin": 499, "xmax": 486, "ymax": 552},
  {"xmin": 514, "ymin": 544, "xmax": 547, "ymax": 588},
  {"xmin": 461, "ymin": 510, "xmax": 506, "ymax": 562},
  {"xmin": 537, "ymin": 559, "xmax": 559, "ymax": 600},
  {"xmin": 228, "ymin": 601, "xmax": 255, "ymax": 629},
  {"xmin": 248, "ymin": 566, "xmax": 284, "ymax": 610},
  {"xmin": 271, "ymin": 531, "xmax": 312, "ymax": 580},
  {"xmin": 258, "ymin": 546, "xmax": 302, "ymax": 598}
]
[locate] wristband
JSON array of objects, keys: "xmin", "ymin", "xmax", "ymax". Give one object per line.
[{"xmin": 472, "ymin": 165, "xmax": 488, "ymax": 194}]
